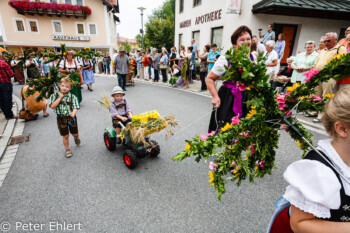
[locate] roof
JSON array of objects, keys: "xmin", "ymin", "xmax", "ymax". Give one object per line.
[
  {"xmin": 252, "ymin": 0, "xmax": 350, "ymax": 20},
  {"xmin": 102, "ymin": 0, "xmax": 120, "ymax": 22},
  {"xmin": 117, "ymin": 36, "xmax": 137, "ymax": 44}
]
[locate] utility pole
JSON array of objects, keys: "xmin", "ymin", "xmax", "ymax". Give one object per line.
[{"xmin": 137, "ymin": 7, "xmax": 146, "ymax": 50}]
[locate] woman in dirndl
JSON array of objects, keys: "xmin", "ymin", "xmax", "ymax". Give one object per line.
[
  {"xmin": 180, "ymin": 46, "xmax": 193, "ymax": 88},
  {"xmin": 26, "ymin": 55, "xmax": 40, "ymax": 80},
  {"xmin": 59, "ymin": 51, "xmax": 84, "ymax": 103},
  {"xmin": 11, "ymin": 56, "xmax": 25, "ymax": 84},
  {"xmin": 207, "ymin": 25, "xmax": 253, "ymax": 133},
  {"xmin": 81, "ymin": 58, "xmax": 95, "ymax": 92}
]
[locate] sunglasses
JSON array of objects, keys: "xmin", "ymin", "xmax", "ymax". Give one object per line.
[{"xmin": 324, "ymin": 40, "xmax": 333, "ymax": 43}]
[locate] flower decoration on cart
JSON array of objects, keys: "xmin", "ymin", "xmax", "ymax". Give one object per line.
[
  {"xmin": 172, "ymin": 44, "xmax": 350, "ymax": 200},
  {"xmin": 96, "ymin": 95, "xmax": 178, "ymax": 145}
]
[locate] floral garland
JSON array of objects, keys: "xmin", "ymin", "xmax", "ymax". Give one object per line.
[
  {"xmin": 9, "ymin": 0, "xmax": 92, "ymax": 15},
  {"xmin": 173, "ymin": 44, "xmax": 349, "ymax": 200}
]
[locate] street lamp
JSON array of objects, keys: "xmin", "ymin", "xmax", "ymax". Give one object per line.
[{"xmin": 137, "ymin": 7, "xmax": 146, "ymax": 50}]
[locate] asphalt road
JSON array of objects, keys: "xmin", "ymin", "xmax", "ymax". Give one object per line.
[{"xmin": 0, "ymin": 77, "xmax": 329, "ymax": 233}]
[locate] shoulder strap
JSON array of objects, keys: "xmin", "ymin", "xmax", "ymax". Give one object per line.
[
  {"xmin": 304, "ymin": 150, "xmax": 342, "ymax": 183},
  {"xmin": 124, "ymin": 99, "xmax": 127, "ymax": 112},
  {"xmin": 74, "ymin": 60, "xmax": 77, "ymax": 68},
  {"xmin": 337, "ymin": 46, "xmax": 345, "ymax": 55},
  {"xmin": 64, "ymin": 59, "xmax": 67, "ymax": 70}
]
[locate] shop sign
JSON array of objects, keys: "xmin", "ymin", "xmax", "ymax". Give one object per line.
[
  {"xmin": 180, "ymin": 20, "xmax": 191, "ymax": 28},
  {"xmin": 226, "ymin": 0, "xmax": 242, "ymax": 14},
  {"xmin": 52, "ymin": 35, "xmax": 90, "ymax": 41},
  {"xmin": 195, "ymin": 9, "xmax": 222, "ymax": 25}
]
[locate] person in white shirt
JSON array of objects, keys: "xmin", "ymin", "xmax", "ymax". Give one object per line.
[
  {"xmin": 265, "ymin": 40, "xmax": 278, "ymax": 82},
  {"xmin": 283, "ymin": 88, "xmax": 350, "ymax": 232}
]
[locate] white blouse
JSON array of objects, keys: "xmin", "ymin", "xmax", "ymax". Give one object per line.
[
  {"xmin": 59, "ymin": 59, "xmax": 81, "ymax": 71},
  {"xmin": 211, "ymin": 55, "xmax": 228, "ymax": 77},
  {"xmin": 265, "ymin": 50, "xmax": 279, "ymax": 75},
  {"xmin": 283, "ymin": 139, "xmax": 350, "ymax": 219}
]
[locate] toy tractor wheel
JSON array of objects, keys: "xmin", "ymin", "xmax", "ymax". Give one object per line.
[
  {"xmin": 123, "ymin": 150, "xmax": 138, "ymax": 169},
  {"xmin": 104, "ymin": 132, "xmax": 116, "ymax": 151},
  {"xmin": 149, "ymin": 140, "xmax": 160, "ymax": 157}
]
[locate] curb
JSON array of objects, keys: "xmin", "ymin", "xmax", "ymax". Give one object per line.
[{"xmin": 0, "ymin": 95, "xmax": 25, "ymax": 188}]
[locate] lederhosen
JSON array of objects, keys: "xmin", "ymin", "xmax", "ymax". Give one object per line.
[
  {"xmin": 56, "ymin": 93, "xmax": 79, "ymax": 136},
  {"xmin": 112, "ymin": 99, "xmax": 130, "ymax": 128},
  {"xmin": 305, "ymin": 150, "xmax": 350, "ymax": 222}
]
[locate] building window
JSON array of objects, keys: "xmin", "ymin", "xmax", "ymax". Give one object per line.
[
  {"xmin": 178, "ymin": 34, "xmax": 183, "ymax": 51},
  {"xmin": 76, "ymin": 0, "xmax": 84, "ymax": 5},
  {"xmin": 192, "ymin": 31, "xmax": 200, "ymax": 48},
  {"xmin": 75, "ymin": 22, "xmax": 85, "ymax": 35},
  {"xmin": 13, "ymin": 19, "xmax": 25, "ymax": 33},
  {"xmin": 193, "ymin": 0, "xmax": 201, "ymax": 7},
  {"xmin": 179, "ymin": 0, "xmax": 184, "ymax": 13},
  {"xmin": 52, "ymin": 20, "xmax": 63, "ymax": 34},
  {"xmin": 28, "ymin": 20, "xmax": 39, "ymax": 33},
  {"xmin": 65, "ymin": 0, "xmax": 72, "ymax": 4},
  {"xmin": 211, "ymin": 27, "xmax": 223, "ymax": 48},
  {"xmin": 88, "ymin": 23, "xmax": 97, "ymax": 36},
  {"xmin": 50, "ymin": 0, "xmax": 57, "ymax": 3}
]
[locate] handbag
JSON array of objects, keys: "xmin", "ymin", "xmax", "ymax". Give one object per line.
[
  {"xmin": 160, "ymin": 64, "xmax": 167, "ymax": 69},
  {"xmin": 19, "ymin": 87, "xmax": 36, "ymax": 120}
]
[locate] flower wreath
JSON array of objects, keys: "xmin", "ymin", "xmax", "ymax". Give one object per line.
[{"xmin": 172, "ymin": 44, "xmax": 349, "ymax": 200}]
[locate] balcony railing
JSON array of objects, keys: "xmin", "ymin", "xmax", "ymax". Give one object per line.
[{"xmin": 9, "ymin": 0, "xmax": 92, "ymax": 19}]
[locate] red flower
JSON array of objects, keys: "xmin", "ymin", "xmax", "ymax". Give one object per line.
[
  {"xmin": 8, "ymin": 0, "xmax": 92, "ymax": 15},
  {"xmin": 238, "ymin": 68, "xmax": 243, "ymax": 73}
]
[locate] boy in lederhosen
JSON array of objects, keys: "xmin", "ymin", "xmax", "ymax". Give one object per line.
[
  {"xmin": 49, "ymin": 77, "xmax": 80, "ymax": 158},
  {"xmin": 110, "ymin": 86, "xmax": 132, "ymax": 142}
]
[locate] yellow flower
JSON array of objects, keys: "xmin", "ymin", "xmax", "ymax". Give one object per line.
[
  {"xmin": 297, "ymin": 140, "xmax": 302, "ymax": 148},
  {"xmin": 246, "ymin": 109, "xmax": 257, "ymax": 119},
  {"xmin": 327, "ymin": 59, "xmax": 331, "ymax": 64},
  {"xmin": 244, "ymin": 155, "xmax": 249, "ymax": 160},
  {"xmin": 246, "ymin": 87, "xmax": 251, "ymax": 90},
  {"xmin": 64, "ymin": 52, "xmax": 66, "ymax": 56},
  {"xmin": 208, "ymin": 171, "xmax": 215, "ymax": 186},
  {"xmin": 255, "ymin": 165, "xmax": 259, "ymax": 170},
  {"xmin": 286, "ymin": 83, "xmax": 301, "ymax": 92},
  {"xmin": 184, "ymin": 142, "xmax": 191, "ymax": 151},
  {"xmin": 34, "ymin": 79, "xmax": 38, "ymax": 81},
  {"xmin": 221, "ymin": 122, "xmax": 233, "ymax": 132},
  {"xmin": 251, "ymin": 106, "xmax": 256, "ymax": 109},
  {"xmin": 337, "ymin": 54, "xmax": 342, "ymax": 60}
]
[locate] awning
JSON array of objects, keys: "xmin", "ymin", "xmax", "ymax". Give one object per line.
[{"xmin": 252, "ymin": 0, "xmax": 350, "ymax": 20}]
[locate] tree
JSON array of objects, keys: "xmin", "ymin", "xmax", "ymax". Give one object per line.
[
  {"xmin": 124, "ymin": 40, "xmax": 132, "ymax": 52},
  {"xmin": 135, "ymin": 34, "xmax": 144, "ymax": 49},
  {"xmin": 143, "ymin": 0, "xmax": 174, "ymax": 51}
]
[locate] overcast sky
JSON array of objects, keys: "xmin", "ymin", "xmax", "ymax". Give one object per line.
[{"xmin": 117, "ymin": 0, "xmax": 165, "ymax": 39}]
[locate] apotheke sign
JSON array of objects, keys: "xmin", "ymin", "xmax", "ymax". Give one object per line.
[
  {"xmin": 52, "ymin": 35, "xmax": 90, "ymax": 41},
  {"xmin": 179, "ymin": 9, "xmax": 222, "ymax": 28}
]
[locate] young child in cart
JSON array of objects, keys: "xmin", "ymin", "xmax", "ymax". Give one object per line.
[
  {"xmin": 110, "ymin": 86, "xmax": 133, "ymax": 141},
  {"xmin": 49, "ymin": 77, "xmax": 80, "ymax": 158}
]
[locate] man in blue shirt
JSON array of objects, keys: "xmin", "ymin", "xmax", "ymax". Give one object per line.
[
  {"xmin": 207, "ymin": 44, "xmax": 220, "ymax": 73},
  {"xmin": 259, "ymin": 24, "xmax": 276, "ymax": 45}
]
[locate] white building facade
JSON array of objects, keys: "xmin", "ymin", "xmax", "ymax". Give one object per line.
[{"xmin": 175, "ymin": 0, "xmax": 350, "ymax": 63}]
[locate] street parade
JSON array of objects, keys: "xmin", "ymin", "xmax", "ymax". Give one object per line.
[{"xmin": 0, "ymin": 0, "xmax": 350, "ymax": 232}]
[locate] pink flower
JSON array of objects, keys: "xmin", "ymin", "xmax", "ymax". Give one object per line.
[
  {"xmin": 240, "ymin": 132, "xmax": 249, "ymax": 137},
  {"xmin": 278, "ymin": 103, "xmax": 286, "ymax": 110},
  {"xmin": 209, "ymin": 162, "xmax": 217, "ymax": 171},
  {"xmin": 233, "ymin": 139, "xmax": 239, "ymax": 145},
  {"xmin": 259, "ymin": 160, "xmax": 265, "ymax": 170},
  {"xmin": 231, "ymin": 116, "xmax": 240, "ymax": 125},
  {"xmin": 238, "ymin": 84, "xmax": 247, "ymax": 91},
  {"xmin": 309, "ymin": 94, "xmax": 322, "ymax": 102},
  {"xmin": 303, "ymin": 69, "xmax": 319, "ymax": 82},
  {"xmin": 207, "ymin": 131, "xmax": 215, "ymax": 137},
  {"xmin": 250, "ymin": 147, "xmax": 256, "ymax": 155},
  {"xmin": 200, "ymin": 135, "xmax": 208, "ymax": 141}
]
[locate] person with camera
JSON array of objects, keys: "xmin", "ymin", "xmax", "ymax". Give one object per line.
[{"xmin": 259, "ymin": 24, "xmax": 276, "ymax": 45}]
